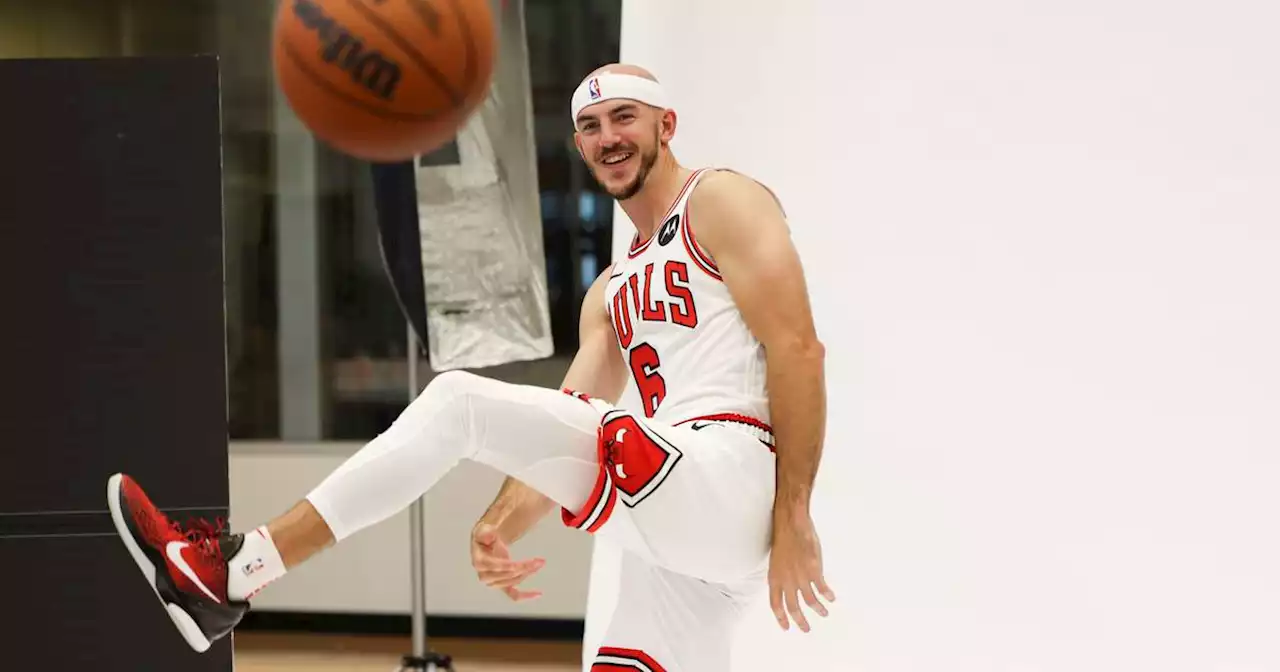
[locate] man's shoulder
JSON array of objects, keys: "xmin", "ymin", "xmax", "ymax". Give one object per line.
[
  {"xmin": 686, "ymin": 168, "xmax": 789, "ymax": 253},
  {"xmin": 691, "ymin": 168, "xmax": 786, "ymax": 217}
]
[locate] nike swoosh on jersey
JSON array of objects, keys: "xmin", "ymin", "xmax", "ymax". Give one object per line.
[{"xmin": 166, "ymin": 541, "xmax": 222, "ymax": 604}]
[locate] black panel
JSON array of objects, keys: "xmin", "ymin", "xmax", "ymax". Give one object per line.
[
  {"xmin": 0, "ymin": 57, "xmax": 228, "ymax": 513},
  {"xmin": 0, "ymin": 57, "xmax": 230, "ymax": 671},
  {"xmin": 0, "ymin": 536, "xmax": 233, "ymax": 667}
]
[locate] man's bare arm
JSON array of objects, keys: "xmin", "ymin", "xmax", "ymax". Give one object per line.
[
  {"xmin": 690, "ymin": 170, "xmax": 833, "ymax": 632},
  {"xmin": 475, "ymin": 267, "xmax": 626, "ymax": 542},
  {"xmin": 691, "ymin": 171, "xmax": 826, "ymax": 514}
]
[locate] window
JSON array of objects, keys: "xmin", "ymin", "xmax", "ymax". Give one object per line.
[{"xmin": 0, "ymin": 0, "xmax": 621, "ymax": 440}]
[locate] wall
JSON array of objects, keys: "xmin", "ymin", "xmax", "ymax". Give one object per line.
[{"xmin": 596, "ymin": 0, "xmax": 1280, "ymax": 670}]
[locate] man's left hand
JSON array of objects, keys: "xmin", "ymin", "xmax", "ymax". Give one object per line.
[{"xmin": 768, "ymin": 508, "xmax": 835, "ymax": 633}]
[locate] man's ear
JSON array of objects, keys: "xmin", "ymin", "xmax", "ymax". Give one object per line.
[{"xmin": 661, "ymin": 109, "xmax": 678, "ymax": 145}]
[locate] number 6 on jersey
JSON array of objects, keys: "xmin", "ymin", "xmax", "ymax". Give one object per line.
[{"xmin": 629, "ymin": 343, "xmax": 666, "ymax": 417}]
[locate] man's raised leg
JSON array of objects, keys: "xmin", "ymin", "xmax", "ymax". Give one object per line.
[{"xmin": 107, "ymin": 370, "xmax": 609, "ymax": 652}]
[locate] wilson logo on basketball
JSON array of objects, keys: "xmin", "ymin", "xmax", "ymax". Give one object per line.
[
  {"xmin": 292, "ymin": 0, "xmax": 403, "ymax": 101},
  {"xmin": 272, "ymin": 0, "xmax": 495, "ymax": 161}
]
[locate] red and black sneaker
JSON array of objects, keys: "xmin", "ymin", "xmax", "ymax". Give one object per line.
[{"xmin": 106, "ymin": 473, "xmax": 248, "ymax": 652}]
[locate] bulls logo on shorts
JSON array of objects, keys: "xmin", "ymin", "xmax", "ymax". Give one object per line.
[{"xmin": 601, "ymin": 411, "xmax": 682, "ymax": 508}]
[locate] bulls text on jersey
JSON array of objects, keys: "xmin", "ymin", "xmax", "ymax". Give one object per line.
[{"xmin": 608, "ymin": 260, "xmax": 699, "ymax": 417}]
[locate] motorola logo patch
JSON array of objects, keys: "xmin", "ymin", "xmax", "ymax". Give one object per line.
[{"xmin": 657, "ymin": 214, "xmax": 680, "ymax": 246}]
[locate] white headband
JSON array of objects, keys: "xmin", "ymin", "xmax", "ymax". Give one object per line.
[{"xmin": 571, "ymin": 73, "xmax": 671, "ymax": 123}]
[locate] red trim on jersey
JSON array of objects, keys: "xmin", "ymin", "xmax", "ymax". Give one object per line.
[
  {"xmin": 562, "ymin": 388, "xmax": 593, "ymax": 403},
  {"xmin": 561, "ymin": 438, "xmax": 618, "ymax": 534},
  {"xmin": 680, "ymin": 412, "xmax": 772, "ymax": 433},
  {"xmin": 680, "ymin": 197, "xmax": 722, "ymax": 281},
  {"xmin": 627, "ymin": 169, "xmax": 706, "ymax": 259},
  {"xmin": 626, "ymin": 233, "xmax": 653, "ymax": 259},
  {"xmin": 593, "ymin": 647, "xmax": 669, "ymax": 672},
  {"xmin": 676, "ymin": 413, "xmax": 775, "ymax": 451},
  {"xmin": 560, "ymin": 389, "xmax": 618, "ymax": 533}
]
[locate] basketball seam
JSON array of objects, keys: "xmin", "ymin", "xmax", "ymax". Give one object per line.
[
  {"xmin": 341, "ymin": 0, "xmax": 463, "ymax": 107},
  {"xmin": 435, "ymin": 0, "xmax": 479, "ymax": 90},
  {"xmin": 407, "ymin": 0, "xmax": 478, "ymax": 87}
]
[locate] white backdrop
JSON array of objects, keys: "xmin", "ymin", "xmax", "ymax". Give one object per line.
[{"xmin": 593, "ymin": 0, "xmax": 1280, "ymax": 670}]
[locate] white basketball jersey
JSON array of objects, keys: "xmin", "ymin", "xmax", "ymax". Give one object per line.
[{"xmin": 605, "ymin": 168, "xmax": 770, "ymax": 429}]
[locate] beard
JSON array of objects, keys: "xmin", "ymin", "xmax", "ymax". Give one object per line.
[
  {"xmin": 590, "ymin": 129, "xmax": 661, "ymax": 201},
  {"xmin": 607, "ymin": 144, "xmax": 658, "ymax": 200}
]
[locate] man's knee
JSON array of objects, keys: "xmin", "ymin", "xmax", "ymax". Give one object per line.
[
  {"xmin": 424, "ymin": 369, "xmax": 481, "ymax": 398},
  {"xmin": 404, "ymin": 370, "xmax": 484, "ymax": 419}
]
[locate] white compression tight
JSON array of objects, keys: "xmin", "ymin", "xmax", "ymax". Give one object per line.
[{"xmin": 304, "ymin": 370, "xmax": 603, "ymax": 542}]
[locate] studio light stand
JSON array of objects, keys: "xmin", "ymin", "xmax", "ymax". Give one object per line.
[{"xmin": 397, "ymin": 323, "xmax": 454, "ymax": 672}]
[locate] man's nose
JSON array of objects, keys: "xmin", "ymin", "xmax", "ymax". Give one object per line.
[{"xmin": 598, "ymin": 122, "xmax": 623, "ymax": 147}]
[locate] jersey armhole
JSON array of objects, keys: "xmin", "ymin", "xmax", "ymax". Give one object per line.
[{"xmin": 681, "ymin": 194, "xmax": 723, "ymax": 281}]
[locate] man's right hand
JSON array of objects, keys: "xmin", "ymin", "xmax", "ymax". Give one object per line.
[{"xmin": 470, "ymin": 523, "xmax": 546, "ymax": 601}]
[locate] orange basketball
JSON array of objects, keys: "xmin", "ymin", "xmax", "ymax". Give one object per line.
[{"xmin": 271, "ymin": 0, "xmax": 496, "ymax": 162}]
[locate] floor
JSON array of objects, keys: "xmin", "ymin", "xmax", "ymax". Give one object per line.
[{"xmin": 233, "ymin": 633, "xmax": 582, "ymax": 672}]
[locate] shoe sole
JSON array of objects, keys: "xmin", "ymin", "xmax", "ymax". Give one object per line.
[{"xmin": 106, "ymin": 473, "xmax": 213, "ymax": 653}]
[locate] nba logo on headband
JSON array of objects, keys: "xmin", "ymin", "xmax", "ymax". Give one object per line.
[{"xmin": 571, "ymin": 73, "xmax": 670, "ymax": 123}]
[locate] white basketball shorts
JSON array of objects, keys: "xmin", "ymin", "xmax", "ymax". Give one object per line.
[{"xmin": 558, "ymin": 389, "xmax": 777, "ymax": 672}]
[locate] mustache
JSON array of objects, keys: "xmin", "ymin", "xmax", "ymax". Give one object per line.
[{"xmin": 595, "ymin": 143, "xmax": 637, "ymax": 161}]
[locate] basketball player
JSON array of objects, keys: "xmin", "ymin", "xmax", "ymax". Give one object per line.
[{"xmin": 106, "ymin": 63, "xmax": 832, "ymax": 671}]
